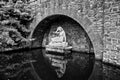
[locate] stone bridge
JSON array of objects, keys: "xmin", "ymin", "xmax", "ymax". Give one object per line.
[{"xmin": 28, "ymin": 0, "xmax": 103, "ymax": 60}]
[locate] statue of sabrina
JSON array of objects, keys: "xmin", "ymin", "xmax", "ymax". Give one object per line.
[
  {"xmin": 48, "ymin": 26, "xmax": 68, "ymax": 47},
  {"xmin": 45, "ymin": 26, "xmax": 72, "ymax": 78}
]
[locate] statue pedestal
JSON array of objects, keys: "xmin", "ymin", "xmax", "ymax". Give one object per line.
[{"xmin": 45, "ymin": 42, "xmax": 72, "ymax": 53}]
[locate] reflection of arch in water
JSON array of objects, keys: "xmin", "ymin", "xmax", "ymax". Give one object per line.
[
  {"xmin": 32, "ymin": 14, "xmax": 94, "ymax": 54},
  {"xmin": 31, "ymin": 49, "xmax": 95, "ymax": 80}
]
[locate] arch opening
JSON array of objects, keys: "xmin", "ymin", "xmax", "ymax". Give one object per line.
[
  {"xmin": 32, "ymin": 14, "xmax": 94, "ymax": 54},
  {"xmin": 31, "ymin": 14, "xmax": 95, "ymax": 80}
]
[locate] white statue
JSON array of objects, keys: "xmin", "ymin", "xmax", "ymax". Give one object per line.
[
  {"xmin": 45, "ymin": 26, "xmax": 72, "ymax": 78},
  {"xmin": 48, "ymin": 26, "xmax": 67, "ymax": 47}
]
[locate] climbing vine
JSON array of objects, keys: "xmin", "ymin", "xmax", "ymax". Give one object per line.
[{"xmin": 0, "ymin": 0, "xmax": 35, "ymax": 51}]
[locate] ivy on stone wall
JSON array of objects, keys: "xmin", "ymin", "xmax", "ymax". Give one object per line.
[{"xmin": 0, "ymin": 0, "xmax": 35, "ymax": 51}]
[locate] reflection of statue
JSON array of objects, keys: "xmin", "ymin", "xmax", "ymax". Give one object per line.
[
  {"xmin": 45, "ymin": 26, "xmax": 72, "ymax": 78},
  {"xmin": 48, "ymin": 26, "xmax": 67, "ymax": 47}
]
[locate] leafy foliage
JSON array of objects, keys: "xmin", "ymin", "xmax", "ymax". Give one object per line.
[{"xmin": 0, "ymin": 0, "xmax": 35, "ymax": 51}]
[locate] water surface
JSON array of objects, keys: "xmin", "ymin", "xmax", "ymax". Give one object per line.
[{"xmin": 0, "ymin": 49, "xmax": 120, "ymax": 80}]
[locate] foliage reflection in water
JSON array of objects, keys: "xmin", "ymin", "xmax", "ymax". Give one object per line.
[
  {"xmin": 1, "ymin": 49, "xmax": 120, "ymax": 80},
  {"xmin": 0, "ymin": 49, "xmax": 95, "ymax": 80}
]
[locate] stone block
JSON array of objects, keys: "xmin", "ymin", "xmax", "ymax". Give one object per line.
[
  {"xmin": 115, "ymin": 32, "xmax": 120, "ymax": 39},
  {"xmin": 112, "ymin": 38, "xmax": 118, "ymax": 44},
  {"xmin": 105, "ymin": 15, "xmax": 111, "ymax": 21},
  {"xmin": 117, "ymin": 39, "xmax": 120, "ymax": 44},
  {"xmin": 83, "ymin": 17, "xmax": 93, "ymax": 26},
  {"xmin": 104, "ymin": 22, "xmax": 111, "ymax": 27},
  {"xmin": 109, "ymin": 32, "xmax": 116, "ymax": 38},
  {"xmin": 105, "ymin": 44, "xmax": 113, "ymax": 50},
  {"xmin": 109, "ymin": 27, "xmax": 117, "ymax": 32},
  {"xmin": 103, "ymin": 52, "xmax": 110, "ymax": 62}
]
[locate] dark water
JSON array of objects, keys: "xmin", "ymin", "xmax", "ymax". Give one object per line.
[
  {"xmin": 32, "ymin": 49, "xmax": 94, "ymax": 80},
  {"xmin": 0, "ymin": 49, "xmax": 120, "ymax": 80}
]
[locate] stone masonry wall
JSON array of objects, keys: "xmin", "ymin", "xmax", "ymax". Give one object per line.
[
  {"xmin": 103, "ymin": 0, "xmax": 120, "ymax": 66},
  {"xmin": 31, "ymin": 0, "xmax": 104, "ymax": 60},
  {"xmin": 1, "ymin": 0, "xmax": 120, "ymax": 65},
  {"xmin": 31, "ymin": 0, "xmax": 120, "ymax": 65}
]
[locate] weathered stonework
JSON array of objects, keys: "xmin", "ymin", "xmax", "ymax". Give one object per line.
[
  {"xmin": 29, "ymin": 0, "xmax": 103, "ymax": 60},
  {"xmin": 103, "ymin": 0, "xmax": 120, "ymax": 66},
  {"xmin": 25, "ymin": 0, "xmax": 120, "ymax": 65}
]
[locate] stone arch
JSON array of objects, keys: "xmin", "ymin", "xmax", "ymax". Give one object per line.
[{"xmin": 29, "ymin": 10, "xmax": 103, "ymax": 60}]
